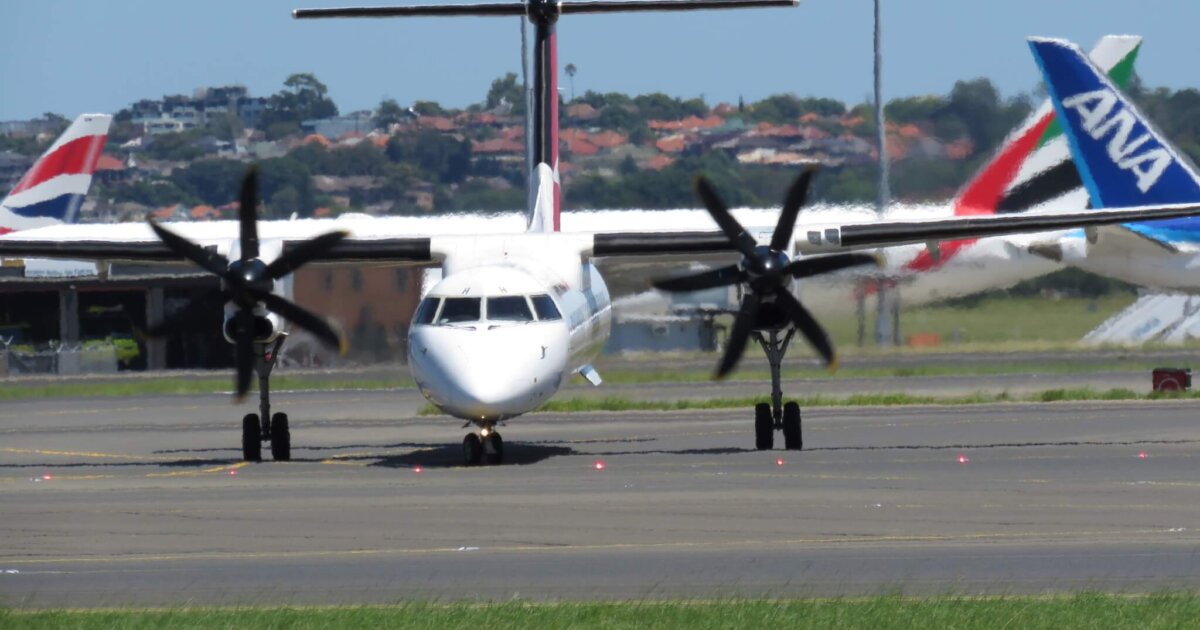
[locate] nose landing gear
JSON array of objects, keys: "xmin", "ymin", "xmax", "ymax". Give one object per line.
[
  {"xmin": 753, "ymin": 330, "xmax": 803, "ymax": 452},
  {"xmin": 462, "ymin": 423, "xmax": 505, "ymax": 466}
]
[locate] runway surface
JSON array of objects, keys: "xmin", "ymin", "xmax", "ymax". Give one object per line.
[{"xmin": 2, "ymin": 390, "xmax": 1200, "ymax": 607}]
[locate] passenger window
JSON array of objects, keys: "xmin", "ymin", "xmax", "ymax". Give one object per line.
[
  {"xmin": 436, "ymin": 297, "xmax": 481, "ymax": 324},
  {"xmin": 487, "ymin": 296, "xmax": 534, "ymax": 322},
  {"xmin": 531, "ymin": 294, "xmax": 562, "ymax": 321},
  {"xmin": 413, "ymin": 297, "xmax": 440, "ymax": 325}
]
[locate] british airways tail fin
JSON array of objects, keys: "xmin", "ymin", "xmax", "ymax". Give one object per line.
[
  {"xmin": 0, "ymin": 113, "xmax": 113, "ymax": 234},
  {"xmin": 1030, "ymin": 37, "xmax": 1200, "ymax": 209}
]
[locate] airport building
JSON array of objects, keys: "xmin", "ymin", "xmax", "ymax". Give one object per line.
[{"xmin": 0, "ymin": 261, "xmax": 424, "ymax": 376}]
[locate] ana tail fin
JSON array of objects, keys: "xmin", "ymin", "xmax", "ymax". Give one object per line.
[{"xmin": 1030, "ymin": 37, "xmax": 1200, "ymax": 209}]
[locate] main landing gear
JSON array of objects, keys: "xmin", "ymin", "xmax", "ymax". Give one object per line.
[
  {"xmin": 240, "ymin": 335, "xmax": 290, "ymax": 462},
  {"xmin": 751, "ymin": 329, "xmax": 803, "ymax": 451},
  {"xmin": 462, "ymin": 422, "xmax": 505, "ymax": 466}
]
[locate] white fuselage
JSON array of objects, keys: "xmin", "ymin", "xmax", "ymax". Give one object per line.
[{"xmin": 407, "ymin": 234, "xmax": 611, "ymax": 422}]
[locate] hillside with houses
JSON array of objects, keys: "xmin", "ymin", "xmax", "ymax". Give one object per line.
[{"xmin": 2, "ymin": 71, "xmax": 1197, "ymax": 223}]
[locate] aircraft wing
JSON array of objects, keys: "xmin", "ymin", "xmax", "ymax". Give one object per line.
[
  {"xmin": 4, "ymin": 202, "xmax": 1200, "ymax": 263},
  {"xmin": 591, "ymin": 202, "xmax": 1200, "ymax": 256}
]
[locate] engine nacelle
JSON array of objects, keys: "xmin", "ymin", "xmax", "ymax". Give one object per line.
[{"xmin": 222, "ymin": 309, "xmax": 283, "ymax": 345}]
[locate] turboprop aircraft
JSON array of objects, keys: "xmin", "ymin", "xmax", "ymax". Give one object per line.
[
  {"xmin": 1027, "ymin": 37, "xmax": 1200, "ymax": 294},
  {"xmin": 4, "ymin": 2, "xmax": 1200, "ymax": 467}
]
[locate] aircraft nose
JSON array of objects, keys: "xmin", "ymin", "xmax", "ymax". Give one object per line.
[{"xmin": 409, "ymin": 324, "xmax": 568, "ymax": 419}]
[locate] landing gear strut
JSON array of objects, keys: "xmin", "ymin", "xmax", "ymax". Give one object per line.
[
  {"xmin": 240, "ymin": 335, "xmax": 290, "ymax": 462},
  {"xmin": 462, "ymin": 422, "xmax": 505, "ymax": 466},
  {"xmin": 752, "ymin": 329, "xmax": 803, "ymax": 451}
]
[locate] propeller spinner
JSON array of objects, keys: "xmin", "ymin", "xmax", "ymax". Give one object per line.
[
  {"xmin": 653, "ymin": 167, "xmax": 879, "ymax": 379},
  {"xmin": 146, "ymin": 167, "xmax": 349, "ymax": 400}
]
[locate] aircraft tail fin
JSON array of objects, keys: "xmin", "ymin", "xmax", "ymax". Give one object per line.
[
  {"xmin": 904, "ymin": 35, "xmax": 1141, "ymax": 271},
  {"xmin": 1030, "ymin": 37, "xmax": 1200, "ymax": 209},
  {"xmin": 527, "ymin": 162, "xmax": 560, "ymax": 233},
  {"xmin": 0, "ymin": 113, "xmax": 113, "ymax": 234}
]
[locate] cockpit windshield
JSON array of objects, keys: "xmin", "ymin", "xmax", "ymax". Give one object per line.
[
  {"xmin": 413, "ymin": 297, "xmax": 439, "ymax": 325},
  {"xmin": 415, "ymin": 293, "xmax": 562, "ymax": 326},
  {"xmin": 487, "ymin": 296, "xmax": 534, "ymax": 322},
  {"xmin": 436, "ymin": 297, "xmax": 481, "ymax": 324},
  {"xmin": 531, "ymin": 295, "xmax": 561, "ymax": 321}
]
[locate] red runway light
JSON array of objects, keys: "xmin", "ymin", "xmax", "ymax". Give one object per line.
[
  {"xmin": 413, "ymin": 465, "xmax": 424, "ymax": 474},
  {"xmin": 593, "ymin": 460, "xmax": 606, "ymax": 471},
  {"xmin": 776, "ymin": 458, "xmax": 785, "ymax": 467},
  {"xmin": 229, "ymin": 469, "xmax": 238, "ymax": 476},
  {"xmin": 1138, "ymin": 452, "xmax": 1148, "ymax": 460},
  {"xmin": 957, "ymin": 454, "xmax": 969, "ymax": 464},
  {"xmin": 42, "ymin": 473, "xmax": 52, "ymax": 481}
]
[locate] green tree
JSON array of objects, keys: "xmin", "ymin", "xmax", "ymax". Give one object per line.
[
  {"xmin": 259, "ymin": 72, "xmax": 339, "ymax": 130},
  {"xmin": 486, "ymin": 73, "xmax": 525, "ymax": 115},
  {"xmin": 374, "ymin": 98, "xmax": 405, "ymax": 130},
  {"xmin": 257, "ymin": 157, "xmax": 315, "ymax": 218},
  {"xmin": 170, "ymin": 158, "xmax": 246, "ymax": 205},
  {"xmin": 145, "ymin": 131, "xmax": 202, "ymax": 161},
  {"xmin": 411, "ymin": 100, "xmax": 446, "ymax": 117},
  {"xmin": 386, "ymin": 132, "xmax": 471, "ymax": 183}
]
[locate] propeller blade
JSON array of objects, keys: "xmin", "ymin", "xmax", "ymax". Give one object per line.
[
  {"xmin": 238, "ymin": 167, "xmax": 260, "ymax": 261},
  {"xmin": 259, "ymin": 292, "xmax": 346, "ymax": 355},
  {"xmin": 265, "ymin": 230, "xmax": 350, "ymax": 280},
  {"xmin": 770, "ymin": 167, "xmax": 816, "ymax": 252},
  {"xmin": 652, "ymin": 265, "xmax": 745, "ymax": 293},
  {"xmin": 784, "ymin": 252, "xmax": 881, "ymax": 279},
  {"xmin": 233, "ymin": 308, "xmax": 256, "ymax": 401},
  {"xmin": 144, "ymin": 288, "xmax": 229, "ymax": 337},
  {"xmin": 148, "ymin": 219, "xmax": 232, "ymax": 279},
  {"xmin": 694, "ymin": 176, "xmax": 759, "ymax": 258},
  {"xmin": 774, "ymin": 290, "xmax": 836, "ymax": 369},
  {"xmin": 715, "ymin": 294, "xmax": 761, "ymax": 379}
]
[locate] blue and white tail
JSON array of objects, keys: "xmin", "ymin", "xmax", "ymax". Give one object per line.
[
  {"xmin": 1029, "ymin": 37, "xmax": 1200, "ymax": 209},
  {"xmin": 0, "ymin": 113, "xmax": 113, "ymax": 234}
]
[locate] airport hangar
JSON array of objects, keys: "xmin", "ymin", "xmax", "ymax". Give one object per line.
[
  {"xmin": 0, "ymin": 259, "xmax": 424, "ymax": 373},
  {"xmin": 0, "ymin": 256, "xmax": 723, "ymax": 374}
]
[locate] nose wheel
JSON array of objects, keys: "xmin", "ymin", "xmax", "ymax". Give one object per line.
[
  {"xmin": 751, "ymin": 330, "xmax": 803, "ymax": 451},
  {"xmin": 462, "ymin": 424, "xmax": 505, "ymax": 466},
  {"xmin": 239, "ymin": 337, "xmax": 291, "ymax": 462}
]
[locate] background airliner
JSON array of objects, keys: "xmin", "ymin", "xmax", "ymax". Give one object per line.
[
  {"xmin": 2, "ymin": 4, "xmax": 1198, "ymax": 467},
  {"xmin": 0, "ymin": 113, "xmax": 112, "ymax": 235},
  {"xmin": 1029, "ymin": 37, "xmax": 1200, "ymax": 295}
]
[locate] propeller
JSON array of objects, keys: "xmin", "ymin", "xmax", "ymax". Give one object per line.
[
  {"xmin": 652, "ymin": 166, "xmax": 879, "ymax": 379},
  {"xmin": 146, "ymin": 166, "xmax": 350, "ymax": 400}
]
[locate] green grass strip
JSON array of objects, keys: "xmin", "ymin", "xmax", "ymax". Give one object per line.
[
  {"xmin": 0, "ymin": 376, "xmax": 413, "ymax": 401},
  {"xmin": 4, "ymin": 593, "xmax": 1200, "ymax": 629},
  {"xmin": 419, "ymin": 387, "xmax": 1197, "ymax": 415}
]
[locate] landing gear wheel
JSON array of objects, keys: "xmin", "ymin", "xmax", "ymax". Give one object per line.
[
  {"xmin": 270, "ymin": 412, "xmax": 291, "ymax": 461},
  {"xmin": 242, "ymin": 413, "xmax": 262, "ymax": 462},
  {"xmin": 483, "ymin": 431, "xmax": 505, "ymax": 465},
  {"xmin": 782, "ymin": 401, "xmax": 802, "ymax": 451},
  {"xmin": 463, "ymin": 433, "xmax": 483, "ymax": 466},
  {"xmin": 754, "ymin": 403, "xmax": 774, "ymax": 450}
]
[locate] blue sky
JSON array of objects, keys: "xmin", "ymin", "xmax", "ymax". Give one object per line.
[{"xmin": 1, "ymin": 0, "xmax": 1196, "ymax": 120}]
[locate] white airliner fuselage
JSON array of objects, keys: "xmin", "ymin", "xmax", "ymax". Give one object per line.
[{"xmin": 409, "ymin": 235, "xmax": 611, "ymax": 420}]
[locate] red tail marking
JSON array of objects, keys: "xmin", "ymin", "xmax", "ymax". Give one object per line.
[{"xmin": 904, "ymin": 113, "xmax": 1055, "ymax": 272}]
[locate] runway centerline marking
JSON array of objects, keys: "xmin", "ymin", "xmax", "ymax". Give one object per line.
[{"xmin": 0, "ymin": 527, "xmax": 1190, "ymax": 567}]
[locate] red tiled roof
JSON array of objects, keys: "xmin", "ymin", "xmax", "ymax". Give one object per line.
[
  {"xmin": 96, "ymin": 154, "xmax": 125, "ymax": 171},
  {"xmin": 589, "ymin": 130, "xmax": 627, "ymax": 148},
  {"xmin": 644, "ymin": 154, "xmax": 675, "ymax": 170},
  {"xmin": 472, "ymin": 138, "xmax": 524, "ymax": 154},
  {"xmin": 302, "ymin": 134, "xmax": 331, "ymax": 147},
  {"xmin": 655, "ymin": 135, "xmax": 687, "ymax": 153}
]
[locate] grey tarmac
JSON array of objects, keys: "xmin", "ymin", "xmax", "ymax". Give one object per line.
[{"xmin": 1, "ymin": 389, "xmax": 1199, "ymax": 607}]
